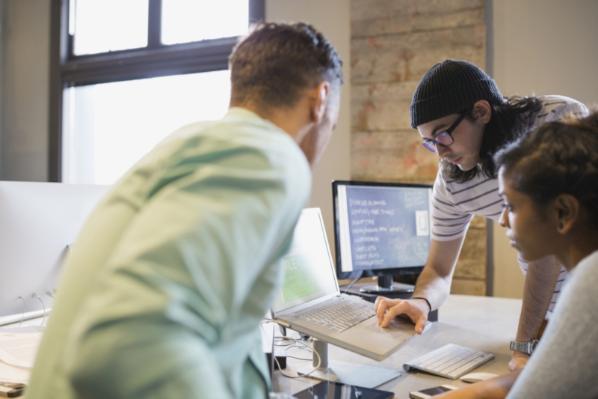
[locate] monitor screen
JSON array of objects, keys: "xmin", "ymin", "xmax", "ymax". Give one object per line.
[
  {"xmin": 332, "ymin": 181, "xmax": 432, "ymax": 279},
  {"xmin": 272, "ymin": 208, "xmax": 338, "ymax": 314}
]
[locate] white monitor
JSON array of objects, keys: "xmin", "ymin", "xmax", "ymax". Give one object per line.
[{"xmin": 0, "ymin": 181, "xmax": 107, "ymax": 318}]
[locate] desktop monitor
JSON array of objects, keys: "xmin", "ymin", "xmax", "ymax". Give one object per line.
[
  {"xmin": 332, "ymin": 180, "xmax": 432, "ymax": 294},
  {"xmin": 0, "ymin": 181, "xmax": 108, "ymax": 320}
]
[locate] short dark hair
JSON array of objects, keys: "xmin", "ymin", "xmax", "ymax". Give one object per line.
[
  {"xmin": 229, "ymin": 22, "xmax": 343, "ymax": 108},
  {"xmin": 494, "ymin": 110, "xmax": 598, "ymax": 229}
]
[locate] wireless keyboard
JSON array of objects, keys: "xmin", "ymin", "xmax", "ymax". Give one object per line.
[{"xmin": 404, "ymin": 343, "xmax": 495, "ymax": 379}]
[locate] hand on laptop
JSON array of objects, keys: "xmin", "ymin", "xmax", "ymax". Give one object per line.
[{"xmin": 375, "ymin": 297, "xmax": 429, "ymax": 333}]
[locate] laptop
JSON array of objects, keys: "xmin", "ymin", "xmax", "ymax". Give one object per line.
[{"xmin": 271, "ymin": 208, "xmax": 415, "ymax": 361}]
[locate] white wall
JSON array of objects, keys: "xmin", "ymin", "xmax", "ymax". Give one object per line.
[
  {"xmin": 0, "ymin": 1, "xmax": 4, "ymax": 176},
  {"xmin": 266, "ymin": 0, "xmax": 351, "ymax": 253},
  {"xmin": 1, "ymin": 0, "xmax": 49, "ymax": 181},
  {"xmin": 491, "ymin": 0, "xmax": 598, "ymax": 298}
]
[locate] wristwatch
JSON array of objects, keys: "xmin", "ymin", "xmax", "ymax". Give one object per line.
[{"xmin": 509, "ymin": 339, "xmax": 539, "ymax": 355}]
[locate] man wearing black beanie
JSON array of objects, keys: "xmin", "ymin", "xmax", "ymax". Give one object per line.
[{"xmin": 375, "ymin": 59, "xmax": 588, "ymax": 371}]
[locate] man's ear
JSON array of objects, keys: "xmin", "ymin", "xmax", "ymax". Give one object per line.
[
  {"xmin": 472, "ymin": 100, "xmax": 492, "ymax": 125},
  {"xmin": 310, "ymin": 81, "xmax": 330, "ymax": 123},
  {"xmin": 553, "ymin": 194, "xmax": 580, "ymax": 234}
]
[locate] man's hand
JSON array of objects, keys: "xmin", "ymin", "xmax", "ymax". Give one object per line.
[
  {"xmin": 375, "ymin": 297, "xmax": 429, "ymax": 333},
  {"xmin": 508, "ymin": 351, "xmax": 529, "ymax": 371}
]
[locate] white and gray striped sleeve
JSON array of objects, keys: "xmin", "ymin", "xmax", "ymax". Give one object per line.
[{"xmin": 430, "ymin": 173, "xmax": 473, "ymax": 241}]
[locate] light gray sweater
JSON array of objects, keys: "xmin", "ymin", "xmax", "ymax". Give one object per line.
[{"xmin": 507, "ymin": 250, "xmax": 598, "ymax": 398}]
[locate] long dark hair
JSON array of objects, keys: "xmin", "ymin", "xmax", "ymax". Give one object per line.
[
  {"xmin": 494, "ymin": 111, "xmax": 598, "ymax": 229},
  {"xmin": 444, "ymin": 96, "xmax": 543, "ymax": 182}
]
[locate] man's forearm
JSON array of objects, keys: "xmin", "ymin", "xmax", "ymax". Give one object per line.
[
  {"xmin": 413, "ymin": 265, "xmax": 452, "ymax": 311},
  {"xmin": 516, "ymin": 256, "xmax": 562, "ymax": 341},
  {"xmin": 413, "ymin": 238, "xmax": 465, "ymax": 310}
]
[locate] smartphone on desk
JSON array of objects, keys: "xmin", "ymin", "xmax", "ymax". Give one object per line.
[
  {"xmin": 294, "ymin": 381, "xmax": 393, "ymax": 399},
  {"xmin": 0, "ymin": 382, "xmax": 25, "ymax": 398},
  {"xmin": 409, "ymin": 384, "xmax": 457, "ymax": 399}
]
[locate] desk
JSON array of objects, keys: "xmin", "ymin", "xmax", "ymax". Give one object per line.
[
  {"xmin": 0, "ymin": 318, "xmax": 45, "ymax": 399},
  {"xmin": 2, "ymin": 295, "xmax": 521, "ymax": 398},
  {"xmin": 273, "ymin": 294, "xmax": 521, "ymax": 398}
]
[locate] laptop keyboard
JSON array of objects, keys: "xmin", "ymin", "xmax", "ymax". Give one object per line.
[
  {"xmin": 301, "ymin": 295, "xmax": 375, "ymax": 333},
  {"xmin": 403, "ymin": 343, "xmax": 495, "ymax": 379}
]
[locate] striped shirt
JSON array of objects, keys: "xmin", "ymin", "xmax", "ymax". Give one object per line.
[{"xmin": 431, "ymin": 95, "xmax": 589, "ymax": 314}]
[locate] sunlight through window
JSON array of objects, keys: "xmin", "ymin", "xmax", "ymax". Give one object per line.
[
  {"xmin": 71, "ymin": 0, "xmax": 149, "ymax": 55},
  {"xmin": 63, "ymin": 71, "xmax": 231, "ymax": 184},
  {"xmin": 161, "ymin": 0, "xmax": 249, "ymax": 45}
]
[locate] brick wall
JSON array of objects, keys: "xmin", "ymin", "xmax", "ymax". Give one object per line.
[{"xmin": 350, "ymin": 0, "xmax": 488, "ymax": 295}]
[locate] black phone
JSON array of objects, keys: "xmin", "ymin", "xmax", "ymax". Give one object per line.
[
  {"xmin": 0, "ymin": 382, "xmax": 25, "ymax": 398},
  {"xmin": 293, "ymin": 381, "xmax": 393, "ymax": 399}
]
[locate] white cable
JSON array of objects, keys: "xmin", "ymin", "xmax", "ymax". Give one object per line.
[
  {"xmin": 33, "ymin": 293, "xmax": 47, "ymax": 327},
  {"xmin": 16, "ymin": 296, "xmax": 25, "ymax": 327}
]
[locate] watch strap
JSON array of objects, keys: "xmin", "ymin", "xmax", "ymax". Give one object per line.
[
  {"xmin": 509, "ymin": 339, "xmax": 539, "ymax": 355},
  {"xmin": 411, "ymin": 296, "xmax": 432, "ymax": 312}
]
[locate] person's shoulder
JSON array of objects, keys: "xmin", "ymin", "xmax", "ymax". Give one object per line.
[
  {"xmin": 437, "ymin": 168, "xmax": 493, "ymax": 195},
  {"xmin": 572, "ymin": 250, "xmax": 598, "ymax": 280},
  {"xmin": 536, "ymin": 95, "xmax": 589, "ymax": 122},
  {"xmin": 560, "ymin": 250, "xmax": 598, "ymax": 306},
  {"xmin": 154, "ymin": 120, "xmax": 218, "ymax": 151},
  {"xmin": 549, "ymin": 251, "xmax": 598, "ymax": 326}
]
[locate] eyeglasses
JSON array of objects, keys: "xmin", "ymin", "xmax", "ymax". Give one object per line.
[{"xmin": 421, "ymin": 112, "xmax": 467, "ymax": 153}]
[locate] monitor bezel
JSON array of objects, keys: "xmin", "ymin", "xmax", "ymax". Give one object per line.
[{"xmin": 331, "ymin": 180, "xmax": 433, "ymax": 281}]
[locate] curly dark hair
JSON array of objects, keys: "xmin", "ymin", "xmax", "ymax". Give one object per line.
[
  {"xmin": 443, "ymin": 96, "xmax": 543, "ymax": 182},
  {"xmin": 494, "ymin": 110, "xmax": 598, "ymax": 229},
  {"xmin": 229, "ymin": 22, "xmax": 343, "ymax": 108}
]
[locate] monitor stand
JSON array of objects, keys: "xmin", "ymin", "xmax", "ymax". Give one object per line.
[
  {"xmin": 296, "ymin": 340, "xmax": 401, "ymax": 389},
  {"xmin": 358, "ymin": 275, "xmax": 414, "ymax": 295}
]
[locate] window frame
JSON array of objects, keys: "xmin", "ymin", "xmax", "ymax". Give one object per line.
[{"xmin": 49, "ymin": 0, "xmax": 265, "ymax": 181}]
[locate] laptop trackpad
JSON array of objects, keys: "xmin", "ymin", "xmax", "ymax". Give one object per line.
[{"xmin": 336, "ymin": 317, "xmax": 415, "ymax": 357}]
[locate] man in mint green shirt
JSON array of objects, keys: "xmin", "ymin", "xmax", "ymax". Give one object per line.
[{"xmin": 26, "ymin": 22, "xmax": 342, "ymax": 399}]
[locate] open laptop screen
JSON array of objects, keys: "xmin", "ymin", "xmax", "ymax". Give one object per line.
[{"xmin": 272, "ymin": 208, "xmax": 338, "ymax": 314}]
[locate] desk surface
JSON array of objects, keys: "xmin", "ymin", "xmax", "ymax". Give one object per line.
[
  {"xmin": 273, "ymin": 294, "xmax": 522, "ymax": 398},
  {"xmin": 4, "ymin": 295, "xmax": 521, "ymax": 399}
]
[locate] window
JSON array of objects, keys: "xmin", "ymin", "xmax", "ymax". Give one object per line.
[{"xmin": 50, "ymin": 0, "xmax": 264, "ymax": 184}]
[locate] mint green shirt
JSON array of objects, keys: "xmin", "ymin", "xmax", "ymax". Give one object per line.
[{"xmin": 26, "ymin": 108, "xmax": 311, "ymax": 399}]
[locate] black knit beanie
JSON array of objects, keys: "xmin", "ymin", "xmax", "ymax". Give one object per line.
[{"xmin": 410, "ymin": 59, "xmax": 504, "ymax": 128}]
